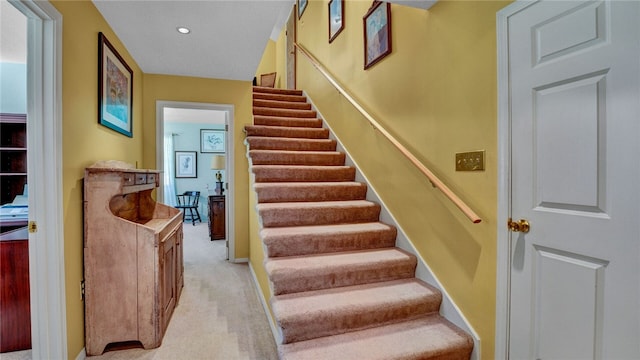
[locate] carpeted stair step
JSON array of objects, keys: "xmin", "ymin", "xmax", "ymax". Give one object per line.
[
  {"xmin": 254, "ymin": 182, "xmax": 366, "ymax": 203},
  {"xmin": 253, "ymin": 86, "xmax": 303, "ymax": 96},
  {"xmin": 253, "ymin": 99, "xmax": 312, "ymax": 110},
  {"xmin": 272, "ymin": 278, "xmax": 442, "ymax": 344},
  {"xmin": 252, "ymin": 165, "xmax": 355, "ymax": 182},
  {"xmin": 258, "ymin": 200, "xmax": 380, "ymax": 227},
  {"xmin": 253, "ymin": 115, "xmax": 323, "ymax": 128},
  {"xmin": 249, "ymin": 150, "xmax": 345, "ymax": 166},
  {"xmin": 265, "ymin": 248, "xmax": 417, "ymax": 295},
  {"xmin": 277, "ymin": 315, "xmax": 474, "ymax": 360},
  {"xmin": 253, "ymin": 106, "xmax": 317, "ymax": 119},
  {"xmin": 253, "ymin": 92, "xmax": 307, "ymax": 103},
  {"xmin": 245, "ymin": 125, "xmax": 329, "ymax": 139},
  {"xmin": 246, "ymin": 137, "xmax": 336, "ymax": 152},
  {"xmin": 261, "ymin": 222, "xmax": 397, "ymax": 257}
]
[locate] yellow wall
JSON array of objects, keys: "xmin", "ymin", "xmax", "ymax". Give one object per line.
[
  {"xmin": 275, "ymin": 30, "xmax": 287, "ymax": 89},
  {"xmin": 254, "ymin": 40, "xmax": 279, "ymax": 87},
  {"xmin": 295, "ymin": 1, "xmax": 510, "ymax": 358},
  {"xmin": 51, "ymin": 2, "xmax": 255, "ymax": 358},
  {"xmin": 141, "ymin": 74, "xmax": 254, "ymax": 260},
  {"xmin": 50, "ymin": 1, "xmax": 145, "ymax": 357}
]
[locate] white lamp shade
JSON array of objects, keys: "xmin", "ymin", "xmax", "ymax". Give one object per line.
[{"xmin": 211, "ymin": 155, "xmax": 225, "ymax": 170}]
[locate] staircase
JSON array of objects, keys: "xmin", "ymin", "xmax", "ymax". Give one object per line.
[{"xmin": 246, "ymin": 86, "xmax": 474, "ymax": 360}]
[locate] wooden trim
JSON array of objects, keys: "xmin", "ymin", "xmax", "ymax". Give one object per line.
[{"xmin": 295, "ymin": 43, "xmax": 482, "ymax": 224}]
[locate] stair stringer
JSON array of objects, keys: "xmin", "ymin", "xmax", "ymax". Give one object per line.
[
  {"xmin": 303, "ymin": 91, "xmax": 481, "ymax": 360},
  {"xmin": 243, "ymin": 142, "xmax": 286, "ymax": 345}
]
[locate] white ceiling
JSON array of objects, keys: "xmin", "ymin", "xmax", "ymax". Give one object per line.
[
  {"xmin": 92, "ymin": 0, "xmax": 294, "ymax": 81},
  {"xmin": 4, "ymin": 0, "xmax": 437, "ymax": 78}
]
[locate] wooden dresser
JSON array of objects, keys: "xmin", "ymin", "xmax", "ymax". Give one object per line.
[
  {"xmin": 83, "ymin": 161, "xmax": 183, "ymax": 356},
  {"xmin": 0, "ymin": 227, "xmax": 30, "ymax": 353},
  {"xmin": 208, "ymin": 195, "xmax": 225, "ymax": 240}
]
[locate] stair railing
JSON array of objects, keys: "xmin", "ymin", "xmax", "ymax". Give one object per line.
[{"xmin": 294, "ymin": 43, "xmax": 482, "ymax": 224}]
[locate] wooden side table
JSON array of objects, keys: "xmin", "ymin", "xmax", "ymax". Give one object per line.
[{"xmin": 208, "ymin": 195, "xmax": 225, "ymax": 240}]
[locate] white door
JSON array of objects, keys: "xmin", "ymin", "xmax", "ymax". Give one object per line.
[{"xmin": 508, "ymin": 1, "xmax": 640, "ymax": 359}]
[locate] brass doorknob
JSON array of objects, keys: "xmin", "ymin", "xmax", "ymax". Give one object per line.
[{"xmin": 507, "ymin": 218, "xmax": 530, "ymax": 233}]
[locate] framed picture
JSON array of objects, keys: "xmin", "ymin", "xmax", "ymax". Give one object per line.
[
  {"xmin": 298, "ymin": 0, "xmax": 308, "ymax": 19},
  {"xmin": 175, "ymin": 151, "xmax": 197, "ymax": 178},
  {"xmin": 328, "ymin": 0, "xmax": 344, "ymax": 43},
  {"xmin": 98, "ymin": 32, "xmax": 133, "ymax": 137},
  {"xmin": 200, "ymin": 129, "xmax": 225, "ymax": 153},
  {"xmin": 363, "ymin": 1, "xmax": 392, "ymax": 70}
]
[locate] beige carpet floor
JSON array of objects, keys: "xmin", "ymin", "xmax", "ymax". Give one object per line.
[{"xmin": 2, "ymin": 222, "xmax": 278, "ymax": 360}]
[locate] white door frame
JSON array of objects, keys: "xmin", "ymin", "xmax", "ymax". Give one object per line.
[
  {"xmin": 495, "ymin": 1, "xmax": 536, "ymax": 358},
  {"xmin": 9, "ymin": 0, "xmax": 67, "ymax": 358},
  {"xmin": 155, "ymin": 100, "xmax": 237, "ymax": 262}
]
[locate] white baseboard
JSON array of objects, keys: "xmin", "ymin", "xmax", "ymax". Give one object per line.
[
  {"xmin": 248, "ymin": 262, "xmax": 281, "ymax": 344},
  {"xmin": 305, "ymin": 91, "xmax": 481, "ymax": 360},
  {"xmin": 75, "ymin": 347, "xmax": 86, "ymax": 360}
]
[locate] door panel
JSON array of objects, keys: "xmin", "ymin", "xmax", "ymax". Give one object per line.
[
  {"xmin": 508, "ymin": 1, "xmax": 640, "ymax": 358},
  {"xmin": 534, "ymin": 72, "xmax": 606, "ymax": 214}
]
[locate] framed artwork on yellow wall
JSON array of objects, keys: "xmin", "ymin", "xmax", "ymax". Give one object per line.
[
  {"xmin": 98, "ymin": 32, "xmax": 133, "ymax": 137},
  {"xmin": 363, "ymin": 1, "xmax": 392, "ymax": 70},
  {"xmin": 328, "ymin": 0, "xmax": 344, "ymax": 43},
  {"xmin": 298, "ymin": 0, "xmax": 308, "ymax": 19}
]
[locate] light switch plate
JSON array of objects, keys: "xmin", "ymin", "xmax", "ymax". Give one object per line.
[{"xmin": 455, "ymin": 150, "xmax": 485, "ymax": 171}]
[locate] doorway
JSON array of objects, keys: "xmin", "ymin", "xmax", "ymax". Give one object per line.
[
  {"xmin": 1, "ymin": 0, "xmax": 66, "ymax": 359},
  {"xmin": 156, "ymin": 101, "xmax": 236, "ymax": 262}
]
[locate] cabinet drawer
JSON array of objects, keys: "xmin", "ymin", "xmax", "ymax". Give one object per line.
[
  {"xmin": 123, "ymin": 173, "xmax": 135, "ymax": 186},
  {"xmin": 146, "ymin": 173, "xmax": 157, "ymax": 184},
  {"xmin": 135, "ymin": 174, "xmax": 147, "ymax": 185}
]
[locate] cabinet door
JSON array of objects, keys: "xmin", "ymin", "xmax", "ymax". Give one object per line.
[
  {"xmin": 175, "ymin": 227, "xmax": 184, "ymax": 302},
  {"xmin": 211, "ymin": 197, "xmax": 225, "ymax": 240},
  {"xmin": 160, "ymin": 231, "xmax": 177, "ymax": 333}
]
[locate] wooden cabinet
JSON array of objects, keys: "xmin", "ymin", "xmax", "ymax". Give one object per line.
[
  {"xmin": 0, "ymin": 114, "xmax": 27, "ymax": 205},
  {"xmin": 208, "ymin": 195, "xmax": 225, "ymax": 240},
  {"xmin": 0, "ymin": 227, "xmax": 31, "ymax": 353},
  {"xmin": 83, "ymin": 161, "xmax": 183, "ymax": 356}
]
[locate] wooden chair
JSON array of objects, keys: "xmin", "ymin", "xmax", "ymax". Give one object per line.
[
  {"xmin": 175, "ymin": 191, "xmax": 201, "ymax": 225},
  {"xmin": 260, "ymin": 72, "xmax": 276, "ymax": 88}
]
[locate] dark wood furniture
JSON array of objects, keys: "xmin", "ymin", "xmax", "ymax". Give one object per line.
[
  {"xmin": 0, "ymin": 114, "xmax": 27, "ymax": 206},
  {"xmin": 84, "ymin": 161, "xmax": 184, "ymax": 356},
  {"xmin": 0, "ymin": 226, "xmax": 31, "ymax": 353},
  {"xmin": 208, "ymin": 195, "xmax": 225, "ymax": 240}
]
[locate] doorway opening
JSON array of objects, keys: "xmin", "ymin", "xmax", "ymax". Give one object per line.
[
  {"xmin": 156, "ymin": 101, "xmax": 236, "ymax": 262},
  {"xmin": 1, "ymin": 0, "xmax": 65, "ymax": 359}
]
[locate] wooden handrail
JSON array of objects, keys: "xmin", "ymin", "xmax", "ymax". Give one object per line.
[{"xmin": 295, "ymin": 43, "xmax": 482, "ymax": 224}]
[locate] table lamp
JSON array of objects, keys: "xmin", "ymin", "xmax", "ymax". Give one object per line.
[{"xmin": 211, "ymin": 155, "xmax": 225, "ymax": 195}]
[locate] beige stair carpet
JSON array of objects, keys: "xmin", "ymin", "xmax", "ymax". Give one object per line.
[{"xmin": 246, "ymin": 86, "xmax": 473, "ymax": 360}]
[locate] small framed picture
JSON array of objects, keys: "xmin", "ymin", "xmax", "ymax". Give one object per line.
[
  {"xmin": 363, "ymin": 1, "xmax": 392, "ymax": 70},
  {"xmin": 175, "ymin": 151, "xmax": 197, "ymax": 178},
  {"xmin": 98, "ymin": 32, "xmax": 133, "ymax": 137},
  {"xmin": 298, "ymin": 0, "xmax": 308, "ymax": 19},
  {"xmin": 328, "ymin": 0, "xmax": 344, "ymax": 43},
  {"xmin": 200, "ymin": 129, "xmax": 225, "ymax": 153}
]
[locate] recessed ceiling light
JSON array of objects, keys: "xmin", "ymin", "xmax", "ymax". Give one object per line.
[{"xmin": 177, "ymin": 27, "xmax": 190, "ymax": 34}]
